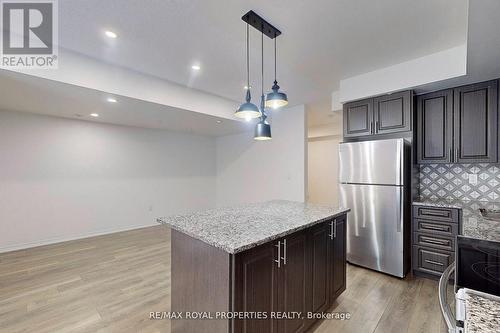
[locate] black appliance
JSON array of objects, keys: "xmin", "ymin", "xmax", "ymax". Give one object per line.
[{"xmin": 456, "ymin": 235, "xmax": 500, "ymax": 296}]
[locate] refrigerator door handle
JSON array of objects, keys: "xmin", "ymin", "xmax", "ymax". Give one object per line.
[
  {"xmin": 396, "ymin": 188, "xmax": 402, "ymax": 233},
  {"xmin": 396, "ymin": 140, "xmax": 402, "ymax": 186}
]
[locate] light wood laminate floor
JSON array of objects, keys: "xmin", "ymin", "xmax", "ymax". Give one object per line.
[{"xmin": 0, "ymin": 226, "xmax": 449, "ymax": 333}]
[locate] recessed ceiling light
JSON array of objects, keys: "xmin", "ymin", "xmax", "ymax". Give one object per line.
[
  {"xmin": 105, "ymin": 30, "xmax": 117, "ymax": 39},
  {"xmin": 191, "ymin": 65, "xmax": 201, "ymax": 71},
  {"xmin": 216, "ymin": 120, "xmax": 222, "ymax": 124},
  {"xmin": 90, "ymin": 113, "xmax": 99, "ymax": 117},
  {"xmin": 107, "ymin": 97, "xmax": 117, "ymax": 103}
]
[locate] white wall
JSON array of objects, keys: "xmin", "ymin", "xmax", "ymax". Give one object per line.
[
  {"xmin": 307, "ymin": 115, "xmax": 342, "ymax": 206},
  {"xmin": 339, "ymin": 44, "xmax": 467, "ymax": 102},
  {"xmin": 307, "ymin": 136, "xmax": 341, "ymax": 206},
  {"xmin": 216, "ymin": 105, "xmax": 306, "ymax": 206},
  {"xmin": 0, "ymin": 110, "xmax": 216, "ymax": 252}
]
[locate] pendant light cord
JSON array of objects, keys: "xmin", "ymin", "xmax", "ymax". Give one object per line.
[
  {"xmin": 246, "ymin": 23, "xmax": 249, "ymax": 88},
  {"xmin": 261, "ymin": 30, "xmax": 264, "ymax": 96},
  {"xmin": 274, "ymin": 37, "xmax": 277, "ymax": 82}
]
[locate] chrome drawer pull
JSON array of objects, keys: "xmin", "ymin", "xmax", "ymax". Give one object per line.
[
  {"xmin": 421, "ymin": 237, "xmax": 450, "ymax": 246},
  {"xmin": 425, "ymin": 259, "xmax": 445, "ymax": 266},
  {"xmin": 421, "ymin": 223, "xmax": 448, "ymax": 232}
]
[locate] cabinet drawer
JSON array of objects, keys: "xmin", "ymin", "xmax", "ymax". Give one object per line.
[
  {"xmin": 413, "ymin": 232, "xmax": 455, "ymax": 252},
  {"xmin": 413, "ymin": 219, "xmax": 459, "ymax": 237},
  {"xmin": 413, "ymin": 205, "xmax": 459, "ymax": 223},
  {"xmin": 412, "ymin": 246, "xmax": 454, "ymax": 276}
]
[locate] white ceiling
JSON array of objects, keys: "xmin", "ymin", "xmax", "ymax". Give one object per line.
[
  {"xmin": 0, "ymin": 71, "xmax": 250, "ymax": 136},
  {"xmin": 58, "ymin": 0, "xmax": 468, "ymax": 106}
]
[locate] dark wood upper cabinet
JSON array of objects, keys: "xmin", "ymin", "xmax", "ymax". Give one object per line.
[
  {"xmin": 234, "ymin": 241, "xmax": 279, "ymax": 333},
  {"xmin": 454, "ymin": 80, "xmax": 498, "ymax": 163},
  {"xmin": 343, "ymin": 99, "xmax": 373, "ymax": 138},
  {"xmin": 343, "ymin": 90, "xmax": 413, "ymax": 139},
  {"xmin": 416, "ymin": 79, "xmax": 499, "ymax": 164},
  {"xmin": 329, "ymin": 217, "xmax": 346, "ymax": 299},
  {"xmin": 373, "ymin": 91, "xmax": 412, "ymax": 135},
  {"xmin": 416, "ymin": 89, "xmax": 454, "ymax": 164}
]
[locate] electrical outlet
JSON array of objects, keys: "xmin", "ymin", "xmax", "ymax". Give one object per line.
[{"xmin": 468, "ymin": 174, "xmax": 478, "ymax": 185}]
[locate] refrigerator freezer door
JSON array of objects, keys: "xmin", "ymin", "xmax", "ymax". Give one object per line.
[
  {"xmin": 340, "ymin": 183, "xmax": 405, "ymax": 277},
  {"xmin": 339, "ymin": 139, "xmax": 404, "ymax": 186}
]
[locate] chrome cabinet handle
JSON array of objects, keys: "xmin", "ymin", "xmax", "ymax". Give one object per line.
[
  {"xmin": 329, "ymin": 219, "xmax": 336, "ymax": 240},
  {"xmin": 425, "ymin": 259, "xmax": 444, "ymax": 266},
  {"xmin": 421, "ymin": 223, "xmax": 448, "ymax": 232},
  {"xmin": 281, "ymin": 239, "xmax": 287, "ymax": 265},
  {"xmin": 421, "ymin": 237, "xmax": 449, "ymax": 246},
  {"xmin": 275, "ymin": 241, "xmax": 281, "ymax": 268}
]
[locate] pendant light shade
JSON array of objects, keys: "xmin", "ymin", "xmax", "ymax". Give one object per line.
[
  {"xmin": 255, "ymin": 94, "xmax": 271, "ymax": 140},
  {"xmin": 254, "ymin": 119, "xmax": 272, "ymax": 140},
  {"xmin": 235, "ymin": 23, "xmax": 260, "ymax": 120},
  {"xmin": 265, "ymin": 81, "xmax": 288, "ymax": 109},
  {"xmin": 265, "ymin": 37, "xmax": 288, "ymax": 109},
  {"xmin": 235, "ymin": 89, "xmax": 260, "ymax": 120}
]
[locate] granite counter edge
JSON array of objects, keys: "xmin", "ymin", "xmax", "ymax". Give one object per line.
[{"xmin": 157, "ymin": 208, "xmax": 350, "ymax": 254}]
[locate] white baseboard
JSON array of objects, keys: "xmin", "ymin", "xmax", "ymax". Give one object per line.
[{"xmin": 0, "ymin": 222, "xmax": 158, "ymax": 254}]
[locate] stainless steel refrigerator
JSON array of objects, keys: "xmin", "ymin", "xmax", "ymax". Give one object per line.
[{"xmin": 339, "ymin": 138, "xmax": 410, "ymax": 278}]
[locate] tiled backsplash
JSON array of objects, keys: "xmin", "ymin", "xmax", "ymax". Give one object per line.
[{"xmin": 419, "ymin": 164, "xmax": 500, "ymax": 202}]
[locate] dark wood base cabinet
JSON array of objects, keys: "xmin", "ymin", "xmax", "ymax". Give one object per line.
[
  {"xmin": 171, "ymin": 214, "xmax": 347, "ymax": 333},
  {"xmin": 411, "ymin": 205, "xmax": 460, "ymax": 278},
  {"xmin": 234, "ymin": 215, "xmax": 347, "ymax": 333}
]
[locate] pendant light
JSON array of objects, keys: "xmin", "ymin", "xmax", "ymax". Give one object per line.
[
  {"xmin": 235, "ymin": 23, "xmax": 260, "ymax": 120},
  {"xmin": 254, "ymin": 29, "xmax": 272, "ymax": 141},
  {"xmin": 265, "ymin": 36, "xmax": 288, "ymax": 109}
]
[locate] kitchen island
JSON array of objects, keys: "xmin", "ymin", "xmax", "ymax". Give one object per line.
[{"xmin": 158, "ymin": 200, "xmax": 349, "ymax": 333}]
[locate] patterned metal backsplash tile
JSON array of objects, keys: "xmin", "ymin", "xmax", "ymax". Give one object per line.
[{"xmin": 419, "ymin": 164, "xmax": 500, "ymax": 202}]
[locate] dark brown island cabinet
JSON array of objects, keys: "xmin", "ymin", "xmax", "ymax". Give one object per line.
[
  {"xmin": 417, "ymin": 79, "xmax": 498, "ymax": 164},
  {"xmin": 171, "ymin": 214, "xmax": 347, "ymax": 333}
]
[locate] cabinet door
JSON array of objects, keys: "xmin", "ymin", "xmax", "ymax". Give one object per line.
[
  {"xmin": 307, "ymin": 222, "xmax": 330, "ymax": 315},
  {"xmin": 343, "ymin": 99, "xmax": 373, "ymax": 138},
  {"xmin": 329, "ymin": 216, "xmax": 346, "ymax": 300},
  {"xmin": 278, "ymin": 232, "xmax": 309, "ymax": 333},
  {"xmin": 234, "ymin": 242, "xmax": 279, "ymax": 333},
  {"xmin": 373, "ymin": 91, "xmax": 412, "ymax": 135},
  {"xmin": 454, "ymin": 80, "xmax": 498, "ymax": 163},
  {"xmin": 416, "ymin": 90, "xmax": 454, "ymax": 164}
]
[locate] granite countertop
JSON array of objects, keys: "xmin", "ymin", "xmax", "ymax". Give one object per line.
[
  {"xmin": 413, "ymin": 198, "xmax": 500, "ymax": 242},
  {"xmin": 463, "ymin": 289, "xmax": 500, "ymax": 333},
  {"xmin": 157, "ymin": 200, "xmax": 349, "ymax": 254}
]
